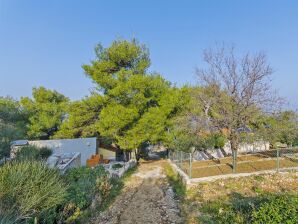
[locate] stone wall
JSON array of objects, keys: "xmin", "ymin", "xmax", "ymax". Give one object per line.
[{"xmin": 193, "ymin": 141, "xmax": 270, "ymax": 160}]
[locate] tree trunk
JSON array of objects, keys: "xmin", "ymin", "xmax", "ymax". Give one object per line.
[
  {"xmin": 230, "ymin": 133, "xmax": 239, "ymax": 173},
  {"xmin": 203, "ymin": 149, "xmax": 216, "ymax": 160},
  {"xmin": 219, "ymin": 147, "xmax": 228, "ymax": 157},
  {"xmin": 135, "ymin": 148, "xmax": 140, "ymax": 163},
  {"xmin": 232, "ymin": 149, "xmax": 238, "ymax": 173}
]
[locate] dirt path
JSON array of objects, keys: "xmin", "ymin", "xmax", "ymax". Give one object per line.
[{"xmin": 92, "ymin": 160, "xmax": 183, "ymax": 224}]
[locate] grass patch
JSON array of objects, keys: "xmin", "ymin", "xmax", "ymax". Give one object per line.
[
  {"xmin": 80, "ymin": 165, "xmax": 138, "ymax": 223},
  {"xmin": 183, "ymin": 171, "xmax": 298, "ymax": 223},
  {"xmin": 181, "ymin": 152, "xmax": 298, "ymax": 178},
  {"xmin": 198, "ymin": 193, "xmax": 298, "ymax": 224},
  {"xmin": 163, "ymin": 162, "xmax": 186, "ymax": 198}
]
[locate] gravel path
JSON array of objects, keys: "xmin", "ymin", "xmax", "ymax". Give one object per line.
[{"xmin": 91, "ymin": 161, "xmax": 183, "ymax": 224}]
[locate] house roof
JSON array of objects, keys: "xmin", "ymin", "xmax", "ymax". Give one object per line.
[{"xmin": 10, "ymin": 140, "xmax": 29, "ymax": 146}]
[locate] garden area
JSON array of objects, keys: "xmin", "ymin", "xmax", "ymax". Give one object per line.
[
  {"xmin": 171, "ymin": 148, "xmax": 298, "ymax": 179},
  {"xmin": 0, "ymin": 145, "xmax": 135, "ymax": 224},
  {"xmin": 176, "ymin": 170, "xmax": 298, "ymax": 223}
]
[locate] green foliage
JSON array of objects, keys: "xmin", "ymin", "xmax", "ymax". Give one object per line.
[
  {"xmin": 15, "ymin": 145, "xmax": 52, "ymax": 161},
  {"xmin": 78, "ymin": 39, "xmax": 182, "ymax": 151},
  {"xmin": 51, "ymin": 165, "xmax": 127, "ymax": 223},
  {"xmin": 0, "ymin": 161, "xmax": 67, "ymax": 223},
  {"xmin": 168, "ymin": 87, "xmax": 228, "ymax": 152},
  {"xmin": 167, "ymin": 87, "xmax": 216, "ymax": 152},
  {"xmin": 251, "ymin": 194, "xmax": 298, "ymax": 224},
  {"xmin": 163, "ymin": 86, "xmax": 202, "ymax": 151},
  {"xmin": 213, "ymin": 134, "xmax": 227, "ymax": 148},
  {"xmin": 254, "ymin": 111, "xmax": 298, "ymax": 147},
  {"xmin": 96, "ymin": 175, "xmax": 112, "ymax": 199},
  {"xmin": 20, "ymin": 87, "xmax": 69, "ymax": 139},
  {"xmin": 0, "ymin": 97, "xmax": 27, "ymax": 158},
  {"xmin": 164, "ymin": 162, "xmax": 186, "ymax": 198},
  {"xmin": 112, "ymin": 163, "xmax": 123, "ymax": 169},
  {"xmin": 55, "ymin": 94, "xmax": 105, "ymax": 139},
  {"xmin": 200, "ymin": 200, "xmax": 246, "ymax": 223},
  {"xmin": 199, "ymin": 193, "xmax": 298, "ymax": 224},
  {"xmin": 64, "ymin": 166, "xmax": 109, "ymax": 209},
  {"xmin": 56, "ymin": 39, "xmax": 182, "ymax": 153},
  {"xmin": 83, "ymin": 39, "xmax": 150, "ymax": 93}
]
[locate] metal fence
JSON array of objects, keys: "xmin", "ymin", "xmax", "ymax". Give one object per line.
[
  {"xmin": 168, "ymin": 150, "xmax": 193, "ymax": 178},
  {"xmin": 168, "ymin": 148, "xmax": 298, "ymax": 179}
]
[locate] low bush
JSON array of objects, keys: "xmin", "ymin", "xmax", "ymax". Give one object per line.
[
  {"xmin": 0, "ymin": 160, "xmax": 67, "ymax": 223},
  {"xmin": 164, "ymin": 162, "xmax": 186, "ymax": 198},
  {"xmin": 47, "ymin": 165, "xmax": 118, "ymax": 223},
  {"xmin": 112, "ymin": 163, "xmax": 123, "ymax": 169},
  {"xmin": 64, "ymin": 166, "xmax": 109, "ymax": 209},
  {"xmin": 15, "ymin": 145, "xmax": 52, "ymax": 161},
  {"xmin": 199, "ymin": 193, "xmax": 298, "ymax": 224},
  {"xmin": 0, "ymin": 160, "xmax": 133, "ymax": 223},
  {"xmin": 252, "ymin": 194, "xmax": 298, "ymax": 224}
]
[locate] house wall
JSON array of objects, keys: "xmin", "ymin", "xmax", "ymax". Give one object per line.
[{"xmin": 29, "ymin": 137, "xmax": 97, "ymax": 166}]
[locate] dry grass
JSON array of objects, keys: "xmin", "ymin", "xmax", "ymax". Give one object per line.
[
  {"xmin": 183, "ymin": 171, "xmax": 298, "ymax": 223},
  {"xmin": 189, "ymin": 171, "xmax": 298, "ymax": 202},
  {"xmin": 178, "ymin": 152, "xmax": 298, "ymax": 178}
]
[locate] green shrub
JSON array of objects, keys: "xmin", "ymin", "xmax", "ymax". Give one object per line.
[
  {"xmin": 199, "ymin": 193, "xmax": 298, "ymax": 224},
  {"xmin": 64, "ymin": 166, "xmax": 109, "ymax": 209},
  {"xmin": 199, "ymin": 200, "xmax": 246, "ymax": 223},
  {"xmin": 56, "ymin": 165, "xmax": 112, "ymax": 223},
  {"xmin": 60, "ymin": 165, "xmax": 128, "ymax": 223},
  {"xmin": 112, "ymin": 163, "xmax": 123, "ymax": 169},
  {"xmin": 252, "ymin": 194, "xmax": 298, "ymax": 224},
  {"xmin": 164, "ymin": 162, "xmax": 186, "ymax": 198},
  {"xmin": 96, "ymin": 175, "xmax": 112, "ymax": 199},
  {"xmin": 15, "ymin": 145, "xmax": 52, "ymax": 161},
  {"xmin": 0, "ymin": 161, "xmax": 67, "ymax": 223}
]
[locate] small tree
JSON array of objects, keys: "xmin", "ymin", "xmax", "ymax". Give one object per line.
[
  {"xmin": 196, "ymin": 45, "xmax": 280, "ymax": 172},
  {"xmin": 168, "ymin": 86, "xmax": 224, "ymax": 153},
  {"xmin": 82, "ymin": 39, "xmax": 180, "ymax": 158}
]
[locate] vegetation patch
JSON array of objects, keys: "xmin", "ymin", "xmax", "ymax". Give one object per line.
[
  {"xmin": 43, "ymin": 165, "xmax": 127, "ymax": 223},
  {"xmin": 112, "ymin": 163, "xmax": 124, "ymax": 169},
  {"xmin": 15, "ymin": 145, "xmax": 52, "ymax": 161},
  {"xmin": 199, "ymin": 193, "xmax": 298, "ymax": 224},
  {"xmin": 0, "ymin": 157, "xmax": 137, "ymax": 224},
  {"xmin": 164, "ymin": 162, "xmax": 186, "ymax": 199},
  {"xmin": 0, "ymin": 161, "xmax": 67, "ymax": 224},
  {"xmin": 182, "ymin": 171, "xmax": 298, "ymax": 223}
]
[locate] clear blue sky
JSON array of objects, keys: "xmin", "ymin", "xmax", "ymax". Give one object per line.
[{"xmin": 0, "ymin": 0, "xmax": 298, "ymax": 109}]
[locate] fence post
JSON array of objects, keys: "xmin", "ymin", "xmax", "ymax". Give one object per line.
[
  {"xmin": 276, "ymin": 148, "xmax": 280, "ymax": 172},
  {"xmin": 189, "ymin": 153, "xmax": 192, "ymax": 179},
  {"xmin": 232, "ymin": 150, "xmax": 237, "ymax": 173}
]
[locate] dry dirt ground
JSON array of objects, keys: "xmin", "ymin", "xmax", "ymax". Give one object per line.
[{"xmin": 91, "ymin": 160, "xmax": 184, "ymax": 224}]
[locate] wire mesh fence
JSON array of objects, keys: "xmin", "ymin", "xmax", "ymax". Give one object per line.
[
  {"xmin": 168, "ymin": 148, "xmax": 298, "ymax": 179},
  {"xmin": 168, "ymin": 150, "xmax": 193, "ymax": 178}
]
